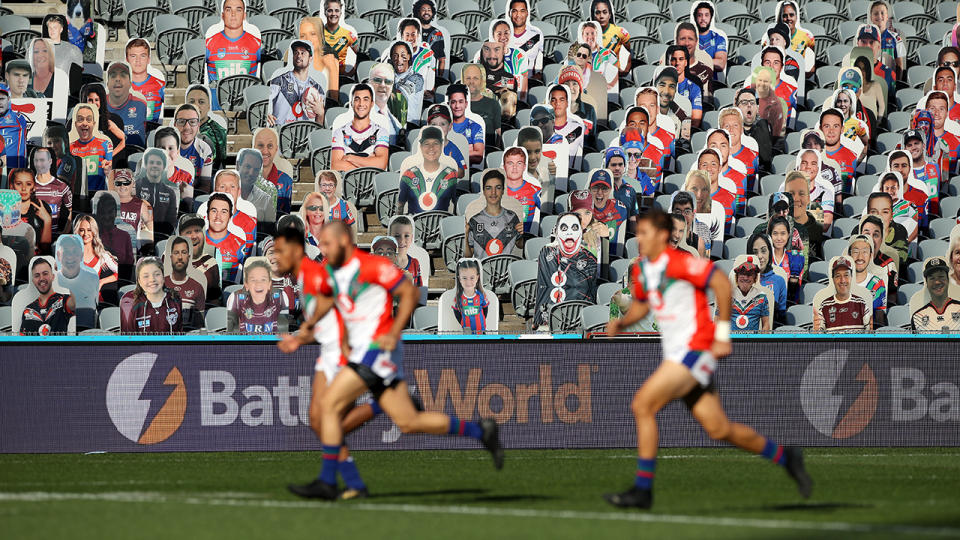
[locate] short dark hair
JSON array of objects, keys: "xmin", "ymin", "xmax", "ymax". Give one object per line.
[
  {"xmin": 938, "ymin": 46, "xmax": 960, "ymax": 65},
  {"xmin": 735, "ymin": 87, "xmax": 757, "ymax": 102},
  {"xmin": 399, "ymin": 18, "xmax": 419, "ymax": 33},
  {"xmin": 275, "ymin": 225, "xmax": 306, "ymax": 249},
  {"xmin": 859, "ymin": 215, "xmax": 884, "ymax": 233},
  {"xmin": 516, "ymin": 126, "xmax": 542, "ymax": 146},
  {"xmin": 352, "ymin": 83, "xmax": 373, "ymax": 100},
  {"xmin": 638, "ymin": 209, "xmax": 673, "ymax": 233},
  {"xmin": 208, "ymin": 192, "xmax": 233, "ymax": 215},
  {"xmin": 819, "ymin": 108, "xmax": 844, "ymax": 125},
  {"xmin": 31, "ymin": 258, "xmax": 52, "ymax": 272},
  {"xmin": 170, "ymin": 236, "xmax": 190, "ymax": 251},
  {"xmin": 675, "ymin": 21, "xmax": 696, "ymax": 38},
  {"xmin": 482, "ymin": 169, "xmax": 505, "ymax": 188},
  {"xmin": 867, "ymin": 191, "xmax": 893, "ymax": 206},
  {"xmin": 447, "ymin": 83, "xmax": 469, "ymax": 101},
  {"xmin": 671, "ymin": 191, "xmax": 694, "ymax": 210},
  {"xmin": 665, "ymin": 44, "xmax": 689, "ymax": 61},
  {"xmin": 154, "ymin": 126, "xmax": 180, "ymax": 146}
]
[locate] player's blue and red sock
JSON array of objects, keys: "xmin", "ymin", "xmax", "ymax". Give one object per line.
[
  {"xmin": 338, "ymin": 456, "xmax": 366, "ymax": 490},
  {"xmin": 760, "ymin": 438, "xmax": 787, "ymax": 466},
  {"xmin": 448, "ymin": 417, "xmax": 483, "ymax": 440},
  {"xmin": 634, "ymin": 458, "xmax": 655, "ymax": 490},
  {"xmin": 318, "ymin": 444, "xmax": 340, "ymax": 485}
]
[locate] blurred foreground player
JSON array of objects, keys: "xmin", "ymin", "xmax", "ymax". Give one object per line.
[
  {"xmin": 274, "ymin": 226, "xmax": 375, "ymax": 499},
  {"xmin": 604, "ymin": 210, "xmax": 812, "ymax": 509},
  {"xmin": 279, "ymin": 221, "xmax": 504, "ymax": 500}
]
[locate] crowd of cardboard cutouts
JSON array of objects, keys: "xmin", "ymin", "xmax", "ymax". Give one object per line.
[{"xmin": 2, "ymin": 0, "xmax": 960, "ymax": 335}]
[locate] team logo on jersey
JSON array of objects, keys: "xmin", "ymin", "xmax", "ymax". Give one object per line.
[
  {"xmin": 127, "ymin": 107, "xmax": 137, "ymax": 118},
  {"xmin": 550, "ymin": 271, "xmax": 566, "ymax": 287},
  {"xmin": 217, "ymin": 48, "xmax": 226, "ymax": 59},
  {"xmin": 165, "ymin": 307, "xmax": 179, "ymax": 326},
  {"xmin": 735, "ymin": 314, "xmax": 749, "ymax": 329},
  {"xmin": 800, "ymin": 350, "xmax": 878, "ymax": 439},
  {"xmin": 550, "ymin": 287, "xmax": 566, "ymax": 303},
  {"xmin": 485, "ymin": 238, "xmax": 503, "ymax": 256},
  {"xmin": 418, "ymin": 192, "xmax": 436, "ymax": 210},
  {"xmin": 106, "ymin": 353, "xmax": 187, "ymax": 444}
]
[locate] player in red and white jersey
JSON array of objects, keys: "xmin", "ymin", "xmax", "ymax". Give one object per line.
[
  {"xmin": 278, "ymin": 222, "xmax": 504, "ymax": 500},
  {"xmin": 604, "ymin": 210, "xmax": 811, "ymax": 509}
]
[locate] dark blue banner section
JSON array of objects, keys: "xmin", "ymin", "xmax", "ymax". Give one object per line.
[{"xmin": 1, "ymin": 340, "xmax": 958, "ymax": 453}]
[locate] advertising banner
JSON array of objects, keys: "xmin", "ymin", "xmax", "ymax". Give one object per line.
[{"xmin": 1, "ymin": 340, "xmax": 958, "ymax": 453}]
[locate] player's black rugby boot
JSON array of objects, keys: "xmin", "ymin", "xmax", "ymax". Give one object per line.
[
  {"xmin": 603, "ymin": 487, "xmax": 653, "ymax": 509},
  {"xmin": 784, "ymin": 447, "xmax": 813, "ymax": 498},
  {"xmin": 338, "ymin": 487, "xmax": 370, "ymax": 500},
  {"xmin": 480, "ymin": 418, "xmax": 504, "ymax": 470},
  {"xmin": 288, "ymin": 479, "xmax": 339, "ymax": 500}
]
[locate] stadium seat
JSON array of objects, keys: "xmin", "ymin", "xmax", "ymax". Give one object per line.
[
  {"xmin": 596, "ymin": 281, "xmax": 622, "ymax": 306},
  {"xmin": 343, "ymin": 167, "xmax": 380, "ymax": 210},
  {"xmin": 279, "ymin": 120, "xmax": 322, "ymax": 160},
  {"xmin": 832, "ymin": 218, "xmax": 860, "ymax": 239},
  {"xmin": 808, "ymin": 260, "xmax": 828, "ymax": 283},
  {"xmin": 798, "ymin": 282, "xmax": 827, "ymax": 306},
  {"xmin": 99, "ymin": 307, "xmax": 121, "ymax": 333},
  {"xmin": 581, "ymin": 304, "xmax": 611, "ymax": 333},
  {"xmin": 900, "ymin": 283, "xmax": 923, "ymax": 304},
  {"xmin": 173, "ymin": 0, "xmax": 214, "ymax": 34},
  {"xmin": 786, "ymin": 304, "xmax": 813, "ymax": 329},
  {"xmin": 724, "ymin": 237, "xmax": 748, "ymax": 260},
  {"xmin": 745, "ymin": 196, "xmax": 768, "ymax": 218},
  {"xmin": 481, "ymin": 254, "xmax": 521, "ymax": 295},
  {"xmin": 842, "ymin": 197, "xmax": 867, "ymax": 218},
  {"xmin": 508, "ymin": 260, "xmax": 538, "ymax": 320},
  {"xmin": 823, "ymin": 238, "xmax": 849, "ymax": 262},
  {"xmin": 540, "ymin": 215, "xmax": 558, "ymax": 238},
  {"xmin": 243, "ymin": 85, "xmax": 272, "ymax": 132},
  {"xmin": 125, "ymin": 0, "xmax": 166, "ymax": 39},
  {"xmin": 548, "ymin": 300, "xmax": 591, "ymax": 333},
  {"xmin": 609, "ymin": 258, "xmax": 632, "ymax": 284},
  {"xmin": 413, "ymin": 211, "xmax": 452, "ymax": 250},
  {"xmin": 940, "ymin": 197, "xmax": 960, "ymax": 220},
  {"xmin": 412, "ymin": 305, "xmax": 438, "ymax": 332},
  {"xmin": 440, "ymin": 216, "xmax": 466, "ymax": 272},
  {"xmin": 736, "ymin": 217, "xmax": 764, "ymax": 238},
  {"xmin": 205, "ymin": 307, "xmax": 228, "ymax": 333},
  {"xmin": 929, "ymin": 218, "xmax": 957, "ymax": 241},
  {"xmin": 760, "ymin": 175, "xmax": 784, "ymax": 196},
  {"xmin": 0, "ymin": 306, "xmax": 11, "ymax": 333},
  {"xmin": 918, "ymin": 239, "xmax": 948, "ymax": 261},
  {"xmin": 887, "ymin": 304, "xmax": 912, "ymax": 329},
  {"xmin": 218, "ymin": 74, "xmax": 262, "ymax": 132},
  {"xmin": 524, "ymin": 237, "xmax": 549, "ymax": 260}
]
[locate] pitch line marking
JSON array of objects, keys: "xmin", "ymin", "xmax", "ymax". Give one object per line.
[{"xmin": 1, "ymin": 491, "xmax": 959, "ymax": 537}]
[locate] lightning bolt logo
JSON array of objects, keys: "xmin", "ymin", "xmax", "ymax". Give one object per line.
[
  {"xmin": 106, "ymin": 353, "xmax": 187, "ymax": 444},
  {"xmin": 800, "ymin": 349, "xmax": 878, "ymax": 439}
]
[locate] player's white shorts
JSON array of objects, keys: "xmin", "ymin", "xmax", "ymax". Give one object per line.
[
  {"xmin": 313, "ymin": 310, "xmax": 345, "ymax": 381},
  {"xmin": 665, "ymin": 349, "xmax": 716, "ymax": 388}
]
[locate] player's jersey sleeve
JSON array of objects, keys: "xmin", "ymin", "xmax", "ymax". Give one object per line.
[
  {"xmin": 629, "ymin": 262, "xmax": 648, "ymax": 301},
  {"xmin": 360, "ymin": 254, "xmax": 405, "ymax": 292},
  {"xmin": 666, "ymin": 250, "xmax": 714, "ymax": 289}
]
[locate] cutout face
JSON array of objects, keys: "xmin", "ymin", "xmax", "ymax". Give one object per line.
[{"xmin": 556, "ymin": 213, "xmax": 583, "ymax": 256}]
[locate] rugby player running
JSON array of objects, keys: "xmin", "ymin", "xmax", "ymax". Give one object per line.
[
  {"xmin": 278, "ymin": 222, "xmax": 503, "ymax": 500},
  {"xmin": 604, "ymin": 210, "xmax": 812, "ymax": 509}
]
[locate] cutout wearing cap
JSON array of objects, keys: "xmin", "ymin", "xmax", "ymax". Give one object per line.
[
  {"xmin": 589, "ymin": 169, "xmax": 612, "ymax": 189},
  {"xmin": 923, "ymin": 257, "xmax": 950, "ymax": 278}
]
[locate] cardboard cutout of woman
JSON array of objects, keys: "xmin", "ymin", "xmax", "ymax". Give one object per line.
[
  {"xmin": 27, "ymin": 38, "xmax": 69, "ymax": 122},
  {"xmin": 533, "ymin": 212, "xmax": 598, "ymax": 328}
]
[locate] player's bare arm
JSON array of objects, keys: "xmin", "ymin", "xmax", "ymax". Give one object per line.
[
  {"xmin": 607, "ymin": 298, "xmax": 649, "ymax": 337},
  {"xmin": 278, "ymin": 294, "xmax": 335, "ymax": 353},
  {"xmin": 375, "ymin": 276, "xmax": 417, "ymax": 351},
  {"xmin": 708, "ymin": 269, "xmax": 733, "ymax": 359}
]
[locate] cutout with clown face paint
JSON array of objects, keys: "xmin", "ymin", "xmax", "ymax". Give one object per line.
[{"xmin": 555, "ymin": 212, "xmax": 583, "ymax": 257}]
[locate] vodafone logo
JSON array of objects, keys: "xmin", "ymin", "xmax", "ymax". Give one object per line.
[
  {"xmin": 105, "ymin": 353, "xmax": 186, "ymax": 444},
  {"xmin": 800, "ymin": 350, "xmax": 878, "ymax": 439}
]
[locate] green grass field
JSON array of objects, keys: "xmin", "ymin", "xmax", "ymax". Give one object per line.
[{"xmin": 2, "ymin": 448, "xmax": 959, "ymax": 539}]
